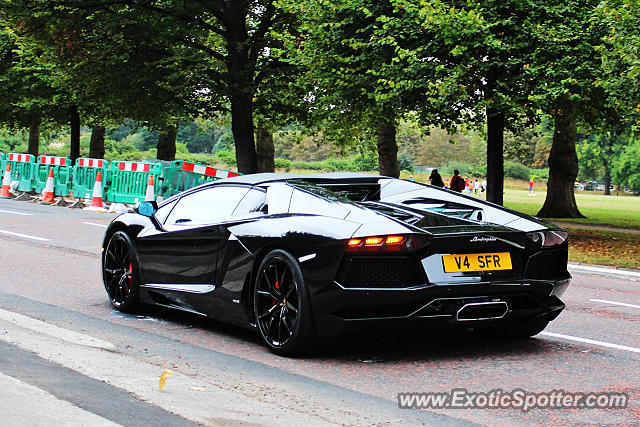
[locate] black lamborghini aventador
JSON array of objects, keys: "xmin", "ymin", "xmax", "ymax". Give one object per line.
[{"xmin": 101, "ymin": 173, "xmax": 570, "ymax": 355}]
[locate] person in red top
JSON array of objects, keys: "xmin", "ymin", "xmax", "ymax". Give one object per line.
[
  {"xmin": 450, "ymin": 170, "xmax": 465, "ymax": 192},
  {"xmin": 528, "ymin": 177, "xmax": 535, "ymax": 196}
]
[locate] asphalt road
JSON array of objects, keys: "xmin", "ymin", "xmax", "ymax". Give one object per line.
[{"xmin": 0, "ymin": 198, "xmax": 638, "ymax": 426}]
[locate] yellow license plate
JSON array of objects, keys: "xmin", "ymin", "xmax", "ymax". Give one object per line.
[{"xmin": 442, "ymin": 252, "xmax": 512, "ymax": 273}]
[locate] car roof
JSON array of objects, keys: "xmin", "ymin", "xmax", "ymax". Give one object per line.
[{"xmin": 209, "ymin": 172, "xmax": 382, "ymax": 186}]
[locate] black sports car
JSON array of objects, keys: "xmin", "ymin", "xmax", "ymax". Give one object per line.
[{"xmin": 101, "ymin": 173, "xmax": 570, "ymax": 355}]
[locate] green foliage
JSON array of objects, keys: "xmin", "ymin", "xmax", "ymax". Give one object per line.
[
  {"xmin": 215, "ymin": 150, "xmax": 237, "ymax": 167},
  {"xmin": 0, "ymin": 129, "xmax": 26, "ymax": 153},
  {"xmin": 291, "ymin": 1, "xmax": 492, "ymax": 124},
  {"xmin": 504, "ymin": 161, "xmax": 531, "ymax": 181},
  {"xmin": 397, "ymin": 154, "xmax": 414, "ymax": 173},
  {"xmin": 274, "ymin": 158, "xmax": 293, "ymax": 171},
  {"xmin": 596, "ymin": 0, "xmax": 640, "ymax": 127},
  {"xmin": 613, "ymin": 138, "xmax": 640, "ymax": 192},
  {"xmin": 353, "ymin": 154, "xmax": 378, "ymax": 172}
]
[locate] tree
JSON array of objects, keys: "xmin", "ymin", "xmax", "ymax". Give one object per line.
[
  {"xmin": 577, "ymin": 127, "xmax": 630, "ymax": 194},
  {"xmin": 435, "ymin": 0, "xmax": 547, "ymax": 205},
  {"xmin": 1, "ymin": 1, "xmax": 212, "ymax": 162},
  {"xmin": 519, "ymin": 0, "xmax": 602, "ymax": 217},
  {"xmin": 280, "ymin": 0, "xmax": 492, "ymax": 177},
  {"xmin": 0, "ymin": 23, "xmax": 66, "ymax": 156}
]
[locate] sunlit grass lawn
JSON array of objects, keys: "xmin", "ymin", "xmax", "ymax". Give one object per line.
[
  {"xmin": 455, "ymin": 179, "xmax": 640, "ymax": 229},
  {"xmin": 501, "ymin": 188, "xmax": 640, "ymax": 229}
]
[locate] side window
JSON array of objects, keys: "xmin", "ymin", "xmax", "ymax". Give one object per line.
[
  {"xmin": 165, "ymin": 186, "xmax": 249, "ymax": 225},
  {"xmin": 155, "ymin": 200, "xmax": 177, "ymax": 224},
  {"xmin": 232, "ymin": 188, "xmax": 267, "ymax": 217}
]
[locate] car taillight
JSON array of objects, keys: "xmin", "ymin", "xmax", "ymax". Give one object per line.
[
  {"xmin": 527, "ymin": 230, "xmax": 568, "ymax": 247},
  {"xmin": 346, "ymin": 235, "xmax": 429, "ymax": 252}
]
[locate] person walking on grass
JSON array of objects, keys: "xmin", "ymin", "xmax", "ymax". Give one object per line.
[
  {"xmin": 429, "ymin": 169, "xmax": 445, "ymax": 187},
  {"xmin": 528, "ymin": 177, "xmax": 535, "ymax": 196},
  {"xmin": 450, "ymin": 170, "xmax": 465, "ymax": 193}
]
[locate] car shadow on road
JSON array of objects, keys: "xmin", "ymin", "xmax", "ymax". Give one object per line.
[
  {"xmin": 127, "ymin": 304, "xmax": 553, "ymax": 363},
  {"xmin": 319, "ymin": 326, "xmax": 553, "ymax": 364}
]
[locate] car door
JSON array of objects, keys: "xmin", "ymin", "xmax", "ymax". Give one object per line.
[{"xmin": 136, "ymin": 185, "xmax": 250, "ymax": 298}]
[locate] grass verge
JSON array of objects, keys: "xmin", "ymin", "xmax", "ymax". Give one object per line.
[{"xmin": 568, "ymin": 228, "xmax": 640, "ymax": 270}]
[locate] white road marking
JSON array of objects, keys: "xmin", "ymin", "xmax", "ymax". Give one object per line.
[
  {"xmin": 568, "ymin": 263, "xmax": 640, "ymax": 278},
  {"xmin": 83, "ymin": 221, "xmax": 108, "ymax": 228},
  {"xmin": 0, "ymin": 318, "xmax": 341, "ymax": 426},
  {"xmin": 0, "ymin": 209, "xmax": 32, "ymax": 216},
  {"xmin": 0, "ymin": 372, "xmax": 120, "ymax": 426},
  {"xmin": 0, "ymin": 229, "xmax": 51, "ymax": 241},
  {"xmin": 541, "ymin": 331, "xmax": 640, "ymax": 354},
  {"xmin": 0, "ymin": 308, "xmax": 115, "ymax": 351},
  {"xmin": 590, "ymin": 298, "xmax": 640, "ymax": 310}
]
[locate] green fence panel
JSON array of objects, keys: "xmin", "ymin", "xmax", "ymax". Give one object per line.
[
  {"xmin": 73, "ymin": 158, "xmax": 109, "ymax": 199},
  {"xmin": 33, "ymin": 156, "xmax": 73, "ymax": 196},
  {"xmin": 0, "ymin": 152, "xmax": 5, "ymax": 173},
  {"xmin": 106, "ymin": 161, "xmax": 162, "ymax": 203},
  {"xmin": 6, "ymin": 153, "xmax": 36, "ymax": 192},
  {"xmin": 160, "ymin": 160, "xmax": 242, "ymax": 198}
]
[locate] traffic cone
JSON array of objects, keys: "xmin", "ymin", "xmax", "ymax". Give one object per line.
[
  {"xmin": 0, "ymin": 163, "xmax": 12, "ymax": 198},
  {"xmin": 90, "ymin": 171, "xmax": 104, "ymax": 208},
  {"xmin": 41, "ymin": 168, "xmax": 55, "ymax": 204},
  {"xmin": 145, "ymin": 175, "xmax": 155, "ymax": 201}
]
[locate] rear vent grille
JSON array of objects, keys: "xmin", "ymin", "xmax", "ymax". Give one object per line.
[
  {"xmin": 337, "ymin": 257, "xmax": 425, "ymax": 288},
  {"xmin": 525, "ymin": 250, "xmax": 568, "ymax": 279}
]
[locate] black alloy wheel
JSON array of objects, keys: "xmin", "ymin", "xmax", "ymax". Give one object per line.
[
  {"xmin": 254, "ymin": 249, "xmax": 314, "ymax": 356},
  {"xmin": 103, "ymin": 231, "xmax": 140, "ymax": 312}
]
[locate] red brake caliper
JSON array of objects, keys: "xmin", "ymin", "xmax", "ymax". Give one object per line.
[
  {"xmin": 127, "ymin": 262, "xmax": 132, "ymax": 293},
  {"xmin": 272, "ymin": 279, "xmax": 279, "ymax": 306}
]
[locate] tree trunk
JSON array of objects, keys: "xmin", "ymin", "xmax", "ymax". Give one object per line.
[
  {"xmin": 27, "ymin": 119, "xmax": 40, "ymax": 157},
  {"xmin": 156, "ymin": 125, "xmax": 177, "ymax": 161},
  {"xmin": 377, "ymin": 118, "xmax": 399, "ymax": 178},
  {"xmin": 486, "ymin": 107, "xmax": 505, "ymax": 205},
  {"xmin": 89, "ymin": 126, "xmax": 106, "ymax": 159},
  {"xmin": 69, "ymin": 105, "xmax": 80, "ymax": 163},
  {"xmin": 537, "ymin": 104, "xmax": 584, "ymax": 218},
  {"xmin": 256, "ymin": 121, "xmax": 275, "ymax": 172},
  {"xmin": 231, "ymin": 93, "xmax": 258, "ymax": 174},
  {"xmin": 603, "ymin": 167, "xmax": 611, "ymax": 196}
]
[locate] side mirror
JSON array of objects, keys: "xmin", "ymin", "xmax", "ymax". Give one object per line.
[{"xmin": 134, "ymin": 201, "xmax": 158, "ymax": 217}]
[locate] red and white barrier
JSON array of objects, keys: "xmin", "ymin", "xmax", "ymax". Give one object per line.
[
  {"xmin": 181, "ymin": 162, "xmax": 240, "ymax": 179},
  {"xmin": 118, "ymin": 162, "xmax": 151, "ymax": 172},
  {"xmin": 78, "ymin": 159, "xmax": 105, "ymax": 168},
  {"xmin": 8, "ymin": 153, "xmax": 34, "ymax": 163},
  {"xmin": 39, "ymin": 156, "xmax": 67, "ymax": 166}
]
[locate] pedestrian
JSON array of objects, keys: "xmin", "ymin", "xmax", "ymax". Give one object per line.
[
  {"xmin": 445, "ymin": 179, "xmax": 450, "ymax": 189},
  {"xmin": 468, "ymin": 179, "xmax": 474, "ymax": 195},
  {"xmin": 474, "ymin": 179, "xmax": 479, "ymax": 194},
  {"xmin": 481, "ymin": 178, "xmax": 487, "ymax": 192},
  {"xmin": 409, "ymin": 174, "xmax": 415, "ymax": 182},
  {"xmin": 528, "ymin": 177, "xmax": 535, "ymax": 196},
  {"xmin": 428, "ymin": 169, "xmax": 445, "ymax": 187},
  {"xmin": 450, "ymin": 170, "xmax": 465, "ymax": 192}
]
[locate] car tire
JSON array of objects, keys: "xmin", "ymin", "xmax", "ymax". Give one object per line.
[
  {"xmin": 102, "ymin": 231, "xmax": 141, "ymax": 313},
  {"xmin": 253, "ymin": 249, "xmax": 315, "ymax": 356}
]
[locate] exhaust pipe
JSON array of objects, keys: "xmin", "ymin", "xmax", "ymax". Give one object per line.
[{"xmin": 456, "ymin": 301, "xmax": 508, "ymax": 321}]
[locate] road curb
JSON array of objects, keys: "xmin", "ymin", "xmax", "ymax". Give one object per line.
[{"xmin": 568, "ymin": 263, "xmax": 640, "ymax": 278}]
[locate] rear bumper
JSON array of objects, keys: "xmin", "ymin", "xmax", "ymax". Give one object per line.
[{"xmin": 310, "ymin": 277, "xmax": 569, "ymax": 336}]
